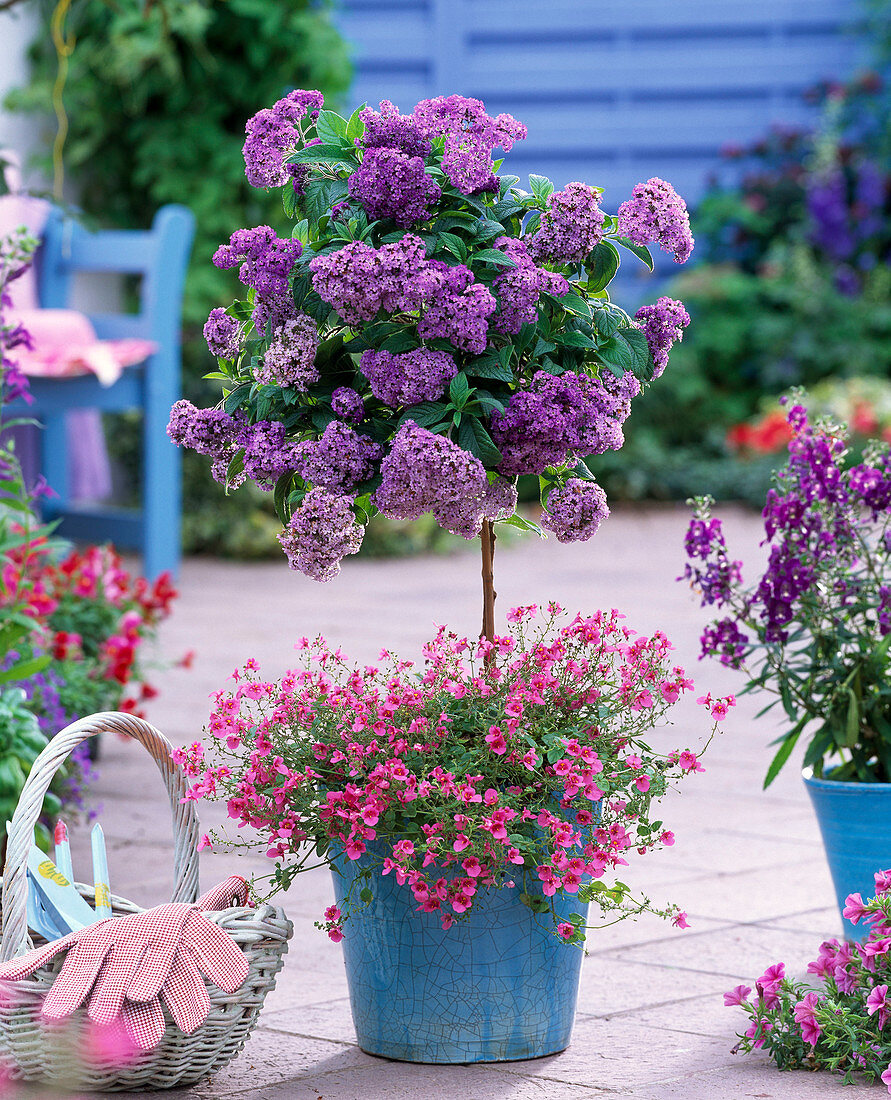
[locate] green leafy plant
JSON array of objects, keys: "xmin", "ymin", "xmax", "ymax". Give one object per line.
[{"xmin": 727, "ymin": 878, "xmax": 891, "ymax": 1089}]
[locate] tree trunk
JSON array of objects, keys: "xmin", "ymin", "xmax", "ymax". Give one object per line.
[{"xmin": 480, "ymin": 518, "xmax": 496, "ymax": 659}]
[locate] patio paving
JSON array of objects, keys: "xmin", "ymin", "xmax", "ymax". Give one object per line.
[{"xmin": 7, "ymin": 504, "xmax": 879, "ymax": 1099}]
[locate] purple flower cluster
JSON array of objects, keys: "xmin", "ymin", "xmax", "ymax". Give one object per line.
[
  {"xmin": 541, "ymin": 479, "xmax": 609, "ymax": 543},
  {"xmin": 278, "ymin": 488, "xmax": 364, "ymax": 582},
  {"xmin": 349, "ymin": 147, "xmax": 441, "ymax": 228},
  {"xmin": 203, "ymin": 308, "xmax": 242, "ymax": 360},
  {"xmin": 491, "ymin": 237, "xmax": 569, "ymax": 334},
  {"xmin": 294, "ymin": 421, "xmax": 380, "ymax": 493},
  {"xmin": 167, "ymin": 400, "xmax": 300, "ymax": 489},
  {"xmin": 879, "ymin": 587, "xmax": 891, "ymax": 637},
  {"xmin": 374, "ymin": 421, "xmax": 489, "ymax": 538},
  {"xmin": 243, "ymin": 89, "xmax": 325, "ymax": 189},
  {"xmin": 256, "ymin": 314, "xmax": 320, "ymax": 389},
  {"xmin": 331, "ymin": 387, "xmax": 364, "ymax": 423},
  {"xmin": 700, "ymin": 618, "xmax": 749, "ymax": 668},
  {"xmin": 311, "ymin": 235, "xmax": 495, "ymax": 353},
  {"xmin": 616, "ymin": 178, "xmax": 694, "ymax": 264},
  {"xmin": 491, "ymin": 369, "xmax": 640, "ymax": 477},
  {"xmin": 849, "ymin": 454, "xmax": 891, "ymax": 519},
  {"xmin": 167, "ymin": 399, "xmax": 240, "ymax": 461},
  {"xmin": 482, "ymin": 476, "xmax": 518, "ymax": 521},
  {"xmin": 680, "ymin": 516, "xmax": 743, "ymax": 609},
  {"xmin": 414, "ymin": 261, "xmax": 496, "ymax": 354},
  {"xmin": 309, "ymin": 235, "xmax": 427, "ymax": 324},
  {"xmin": 529, "ymin": 183, "xmax": 605, "ymax": 264},
  {"xmin": 634, "ymin": 297, "xmax": 691, "ymax": 377},
  {"xmin": 359, "ymin": 100, "xmax": 431, "ymax": 159},
  {"xmin": 240, "ymin": 420, "xmax": 302, "ymax": 491},
  {"xmin": 756, "ymin": 547, "xmax": 817, "ymax": 643},
  {"xmin": 360, "ymin": 347, "xmax": 456, "ymax": 407},
  {"xmin": 412, "ymin": 95, "xmax": 526, "ymax": 194},
  {"xmin": 213, "ymin": 226, "xmax": 302, "ymax": 331},
  {"xmin": 1, "ymin": 232, "xmax": 35, "ymax": 405}
]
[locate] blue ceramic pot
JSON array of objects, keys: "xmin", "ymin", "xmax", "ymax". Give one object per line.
[
  {"xmin": 330, "ymin": 846, "xmax": 588, "ymax": 1063},
  {"xmin": 803, "ymin": 768, "xmax": 891, "ymax": 941}
]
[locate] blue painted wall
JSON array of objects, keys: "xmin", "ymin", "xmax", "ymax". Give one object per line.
[{"xmin": 336, "ymin": 0, "xmax": 863, "ymax": 212}]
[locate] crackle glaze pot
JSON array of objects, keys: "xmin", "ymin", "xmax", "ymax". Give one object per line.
[
  {"xmin": 803, "ymin": 767, "xmax": 891, "ymax": 942},
  {"xmin": 330, "ymin": 844, "xmax": 588, "ymax": 1063}
]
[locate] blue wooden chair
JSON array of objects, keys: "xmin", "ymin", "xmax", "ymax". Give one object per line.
[{"xmin": 11, "ymin": 205, "xmax": 195, "ymax": 579}]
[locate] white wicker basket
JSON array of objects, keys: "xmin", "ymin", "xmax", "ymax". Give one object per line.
[{"xmin": 0, "ymin": 712, "xmax": 292, "ymax": 1092}]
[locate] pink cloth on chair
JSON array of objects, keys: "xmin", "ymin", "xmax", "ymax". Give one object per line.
[
  {"xmin": 0, "ymin": 189, "xmax": 153, "ymax": 502},
  {"xmin": 10, "ymin": 308, "xmax": 156, "ymax": 387}
]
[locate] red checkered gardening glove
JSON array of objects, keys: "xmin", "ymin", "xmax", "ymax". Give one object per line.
[{"xmin": 0, "ymin": 879, "xmax": 250, "ymax": 1051}]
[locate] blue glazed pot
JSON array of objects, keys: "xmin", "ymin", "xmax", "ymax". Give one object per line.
[
  {"xmin": 330, "ymin": 846, "xmax": 588, "ymax": 1063},
  {"xmin": 803, "ymin": 768, "xmax": 891, "ymax": 941}
]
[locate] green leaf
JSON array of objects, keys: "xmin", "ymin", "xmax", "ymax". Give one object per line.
[
  {"xmin": 528, "ymin": 174, "xmax": 555, "ymax": 203},
  {"xmin": 346, "ymin": 104, "xmax": 367, "ymax": 143},
  {"xmin": 380, "ymin": 331, "xmax": 418, "ymax": 353},
  {"xmin": 615, "ymin": 327, "xmax": 651, "ymax": 377},
  {"xmin": 449, "ymin": 372, "xmax": 471, "ymax": 405},
  {"xmin": 438, "ymin": 231, "xmax": 467, "ymax": 261},
  {"xmin": 557, "ymin": 291, "xmax": 592, "ymax": 318},
  {"xmin": 593, "ymin": 306, "xmax": 621, "ymax": 338},
  {"xmin": 223, "ymin": 382, "xmax": 252, "ymax": 415},
  {"xmin": 458, "ymin": 417, "xmax": 503, "ymax": 466},
  {"xmin": 473, "ymin": 218, "xmax": 506, "ymax": 242},
  {"xmin": 763, "ymin": 717, "xmax": 807, "ymax": 789},
  {"xmin": 0, "ymin": 655, "xmax": 51, "ymax": 685},
  {"xmin": 273, "ymin": 472, "xmax": 296, "ymax": 525},
  {"xmin": 472, "ymin": 248, "xmax": 517, "ymax": 268},
  {"xmin": 466, "ymin": 353, "xmax": 513, "ymax": 383},
  {"xmin": 557, "ymin": 331, "xmax": 595, "ymax": 350},
  {"xmin": 288, "ymin": 143, "xmax": 355, "ymax": 166},
  {"xmin": 315, "ymin": 110, "xmax": 348, "ymax": 145},
  {"xmin": 845, "ymin": 689, "xmax": 860, "ymax": 748},
  {"xmin": 399, "ymin": 401, "xmax": 448, "ymax": 429},
  {"xmin": 613, "ymin": 236, "xmax": 655, "ymax": 271},
  {"xmin": 225, "ymin": 449, "xmax": 244, "ymax": 489},
  {"xmin": 586, "ymin": 241, "xmax": 620, "ymax": 292},
  {"xmin": 533, "ymin": 337, "xmax": 556, "ymax": 357},
  {"xmin": 498, "ymin": 513, "xmax": 545, "ymax": 536}
]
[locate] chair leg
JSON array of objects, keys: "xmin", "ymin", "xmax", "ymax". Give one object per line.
[
  {"xmin": 142, "ymin": 356, "xmax": 181, "ymax": 580},
  {"xmin": 40, "ymin": 414, "xmax": 69, "ymax": 520}
]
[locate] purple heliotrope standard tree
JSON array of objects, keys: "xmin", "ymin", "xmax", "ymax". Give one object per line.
[{"xmin": 168, "ymin": 91, "xmax": 694, "ymax": 640}]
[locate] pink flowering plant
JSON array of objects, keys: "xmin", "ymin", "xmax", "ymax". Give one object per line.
[
  {"xmin": 182, "ymin": 604, "xmax": 732, "ymax": 943},
  {"xmin": 167, "ymin": 90, "xmax": 695, "ymax": 582},
  {"xmin": 728, "ymin": 874, "xmax": 891, "ymax": 1091}
]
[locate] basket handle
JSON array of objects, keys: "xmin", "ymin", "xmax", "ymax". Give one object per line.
[{"xmin": 1, "ymin": 712, "xmax": 201, "ymax": 961}]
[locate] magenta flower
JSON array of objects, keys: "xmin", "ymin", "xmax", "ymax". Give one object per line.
[
  {"xmin": 757, "ymin": 962, "xmax": 786, "ymax": 987},
  {"xmin": 867, "ymin": 984, "xmax": 889, "ymax": 1018},
  {"xmin": 843, "ymin": 892, "xmax": 872, "ymax": 924},
  {"xmin": 793, "ymin": 991, "xmax": 822, "ymax": 1046},
  {"xmin": 723, "ymin": 984, "xmax": 752, "ymax": 1007}
]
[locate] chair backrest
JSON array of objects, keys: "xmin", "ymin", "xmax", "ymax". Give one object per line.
[{"xmin": 36, "ymin": 205, "xmax": 195, "ymax": 351}]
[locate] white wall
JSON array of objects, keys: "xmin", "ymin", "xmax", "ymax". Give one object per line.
[{"xmin": 0, "ymin": 4, "xmax": 47, "ymax": 187}]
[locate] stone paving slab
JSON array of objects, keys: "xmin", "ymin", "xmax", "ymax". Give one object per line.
[{"xmin": 3, "ymin": 505, "xmax": 873, "ymax": 1099}]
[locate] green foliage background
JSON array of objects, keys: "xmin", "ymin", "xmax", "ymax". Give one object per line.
[{"xmin": 6, "ymin": 0, "xmax": 354, "ymax": 556}]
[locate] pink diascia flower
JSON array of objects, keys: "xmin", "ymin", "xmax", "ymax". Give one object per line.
[
  {"xmin": 557, "ymin": 922, "xmax": 575, "ymax": 940},
  {"xmin": 793, "ymin": 991, "xmax": 822, "ymax": 1046}
]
